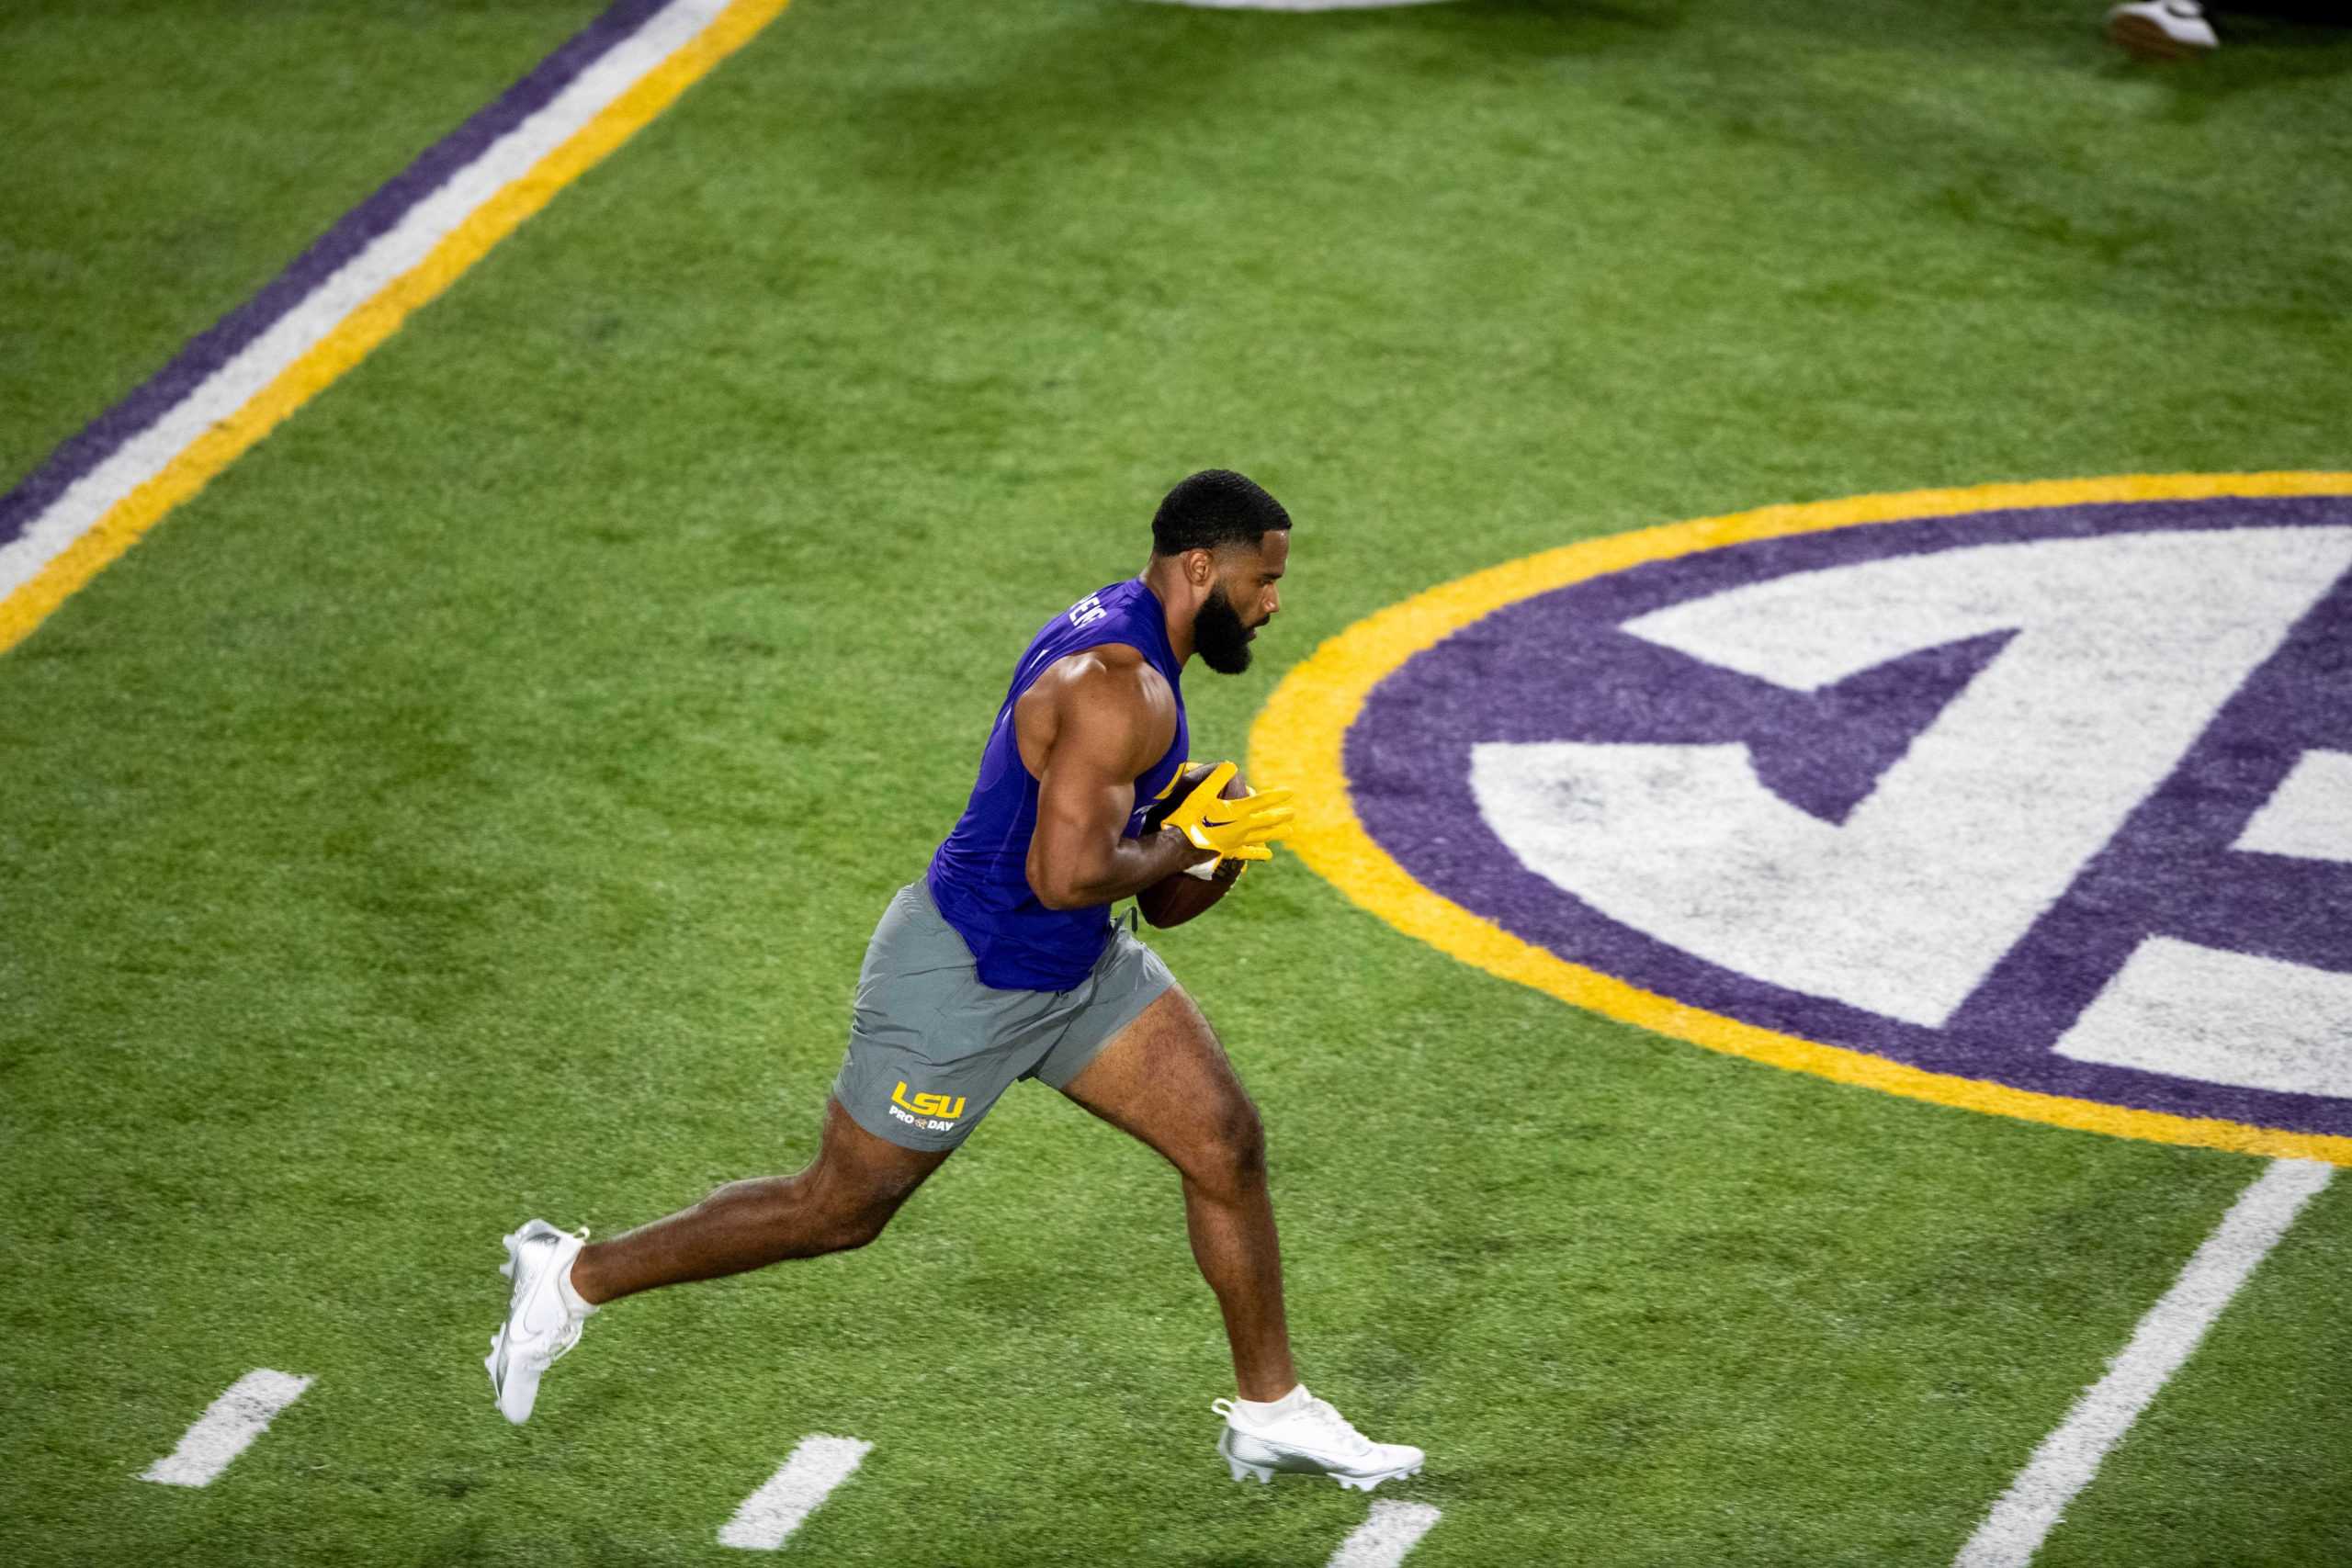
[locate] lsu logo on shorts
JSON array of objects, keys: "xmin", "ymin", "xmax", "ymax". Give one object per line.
[
  {"xmin": 888, "ymin": 1081, "xmax": 967, "ymax": 1134},
  {"xmin": 1256, "ymin": 475, "xmax": 2352, "ymax": 1162}
]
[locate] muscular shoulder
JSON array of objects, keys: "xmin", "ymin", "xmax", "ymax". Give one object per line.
[
  {"xmin": 1017, "ymin": 645, "xmax": 1176, "ymax": 778},
  {"xmin": 1038, "ymin": 643, "xmax": 1169, "ymax": 704}
]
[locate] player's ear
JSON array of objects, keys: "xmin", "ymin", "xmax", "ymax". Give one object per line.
[{"xmin": 1187, "ymin": 547, "xmax": 1216, "ymax": 588}]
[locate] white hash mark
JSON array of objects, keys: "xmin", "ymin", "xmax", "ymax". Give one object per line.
[
  {"xmin": 718, "ymin": 1434, "xmax": 874, "ymax": 1551},
  {"xmin": 1953, "ymin": 1157, "xmax": 2335, "ymax": 1567},
  {"xmin": 141, "ymin": 1368, "xmax": 314, "ymax": 1487},
  {"xmin": 1327, "ymin": 1499, "xmax": 1443, "ymax": 1568}
]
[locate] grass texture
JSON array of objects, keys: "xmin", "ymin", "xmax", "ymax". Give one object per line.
[{"xmin": 4, "ymin": 1, "xmax": 2349, "ymax": 1563}]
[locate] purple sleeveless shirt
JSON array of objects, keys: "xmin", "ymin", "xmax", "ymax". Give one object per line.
[{"xmin": 927, "ymin": 578, "xmax": 1190, "ymax": 990}]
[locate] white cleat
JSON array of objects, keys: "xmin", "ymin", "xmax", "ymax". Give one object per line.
[
  {"xmin": 484, "ymin": 1219, "xmax": 593, "ymax": 1425},
  {"xmin": 1213, "ymin": 1389, "xmax": 1425, "ymax": 1493},
  {"xmin": 2106, "ymin": 1, "xmax": 2218, "ymax": 60}
]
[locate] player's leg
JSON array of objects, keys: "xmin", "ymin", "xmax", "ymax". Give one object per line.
[
  {"xmin": 1046, "ymin": 954, "xmax": 1424, "ymax": 1490},
  {"xmin": 569, "ymin": 1096, "xmax": 949, "ymax": 1304},
  {"xmin": 485, "ymin": 1097, "xmax": 946, "ymax": 1424},
  {"xmin": 576, "ymin": 879, "xmax": 1000, "ymax": 1304},
  {"xmin": 1057, "ymin": 985, "xmax": 1297, "ymax": 1399},
  {"xmin": 487, "ymin": 882, "xmax": 1000, "ymax": 1425}
]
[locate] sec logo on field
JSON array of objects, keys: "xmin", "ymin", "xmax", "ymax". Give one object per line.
[{"xmin": 1255, "ymin": 475, "xmax": 2352, "ymax": 1162}]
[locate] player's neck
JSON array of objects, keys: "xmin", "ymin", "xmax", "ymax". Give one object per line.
[{"xmin": 1142, "ymin": 560, "xmax": 1197, "ymax": 668}]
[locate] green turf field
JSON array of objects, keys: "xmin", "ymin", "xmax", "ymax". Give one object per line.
[{"xmin": 5, "ymin": 1, "xmax": 2350, "ymax": 1563}]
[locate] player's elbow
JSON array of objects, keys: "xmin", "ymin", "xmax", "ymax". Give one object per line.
[
  {"xmin": 1025, "ymin": 853, "xmax": 1085, "ymax": 910},
  {"xmin": 1029, "ymin": 873, "xmax": 1086, "ymax": 910}
]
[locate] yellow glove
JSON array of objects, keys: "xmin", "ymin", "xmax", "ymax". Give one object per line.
[{"xmin": 1160, "ymin": 761, "xmax": 1295, "ymax": 863}]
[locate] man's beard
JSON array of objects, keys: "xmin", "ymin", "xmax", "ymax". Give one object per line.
[{"xmin": 1193, "ymin": 584, "xmax": 1254, "ymax": 674}]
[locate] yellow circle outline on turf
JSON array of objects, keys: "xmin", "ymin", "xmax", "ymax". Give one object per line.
[{"xmin": 1250, "ymin": 471, "xmax": 2352, "ymax": 1167}]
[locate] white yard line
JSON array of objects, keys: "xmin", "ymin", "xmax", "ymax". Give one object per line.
[
  {"xmin": 140, "ymin": 1369, "xmax": 313, "ymax": 1487},
  {"xmin": 717, "ymin": 1434, "xmax": 873, "ymax": 1551},
  {"xmin": 1327, "ymin": 1500, "xmax": 1443, "ymax": 1568},
  {"xmin": 1953, "ymin": 1156, "xmax": 2335, "ymax": 1568}
]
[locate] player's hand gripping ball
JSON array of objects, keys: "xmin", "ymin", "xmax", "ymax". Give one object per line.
[
  {"xmin": 1136, "ymin": 761, "xmax": 1283, "ymax": 929},
  {"xmin": 1157, "ymin": 761, "xmax": 1295, "ymax": 862}
]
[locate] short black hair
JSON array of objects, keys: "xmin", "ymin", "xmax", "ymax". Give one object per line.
[{"xmin": 1151, "ymin": 469, "xmax": 1291, "ymax": 557}]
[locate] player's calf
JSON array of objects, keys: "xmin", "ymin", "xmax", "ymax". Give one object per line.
[{"xmin": 571, "ymin": 1167, "xmax": 920, "ymax": 1304}]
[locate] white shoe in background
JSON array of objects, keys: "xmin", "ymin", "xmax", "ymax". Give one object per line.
[{"xmin": 2106, "ymin": 2, "xmax": 2220, "ymax": 59}]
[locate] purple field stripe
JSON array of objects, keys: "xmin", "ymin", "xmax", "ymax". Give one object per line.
[{"xmin": 0, "ymin": 0, "xmax": 673, "ymax": 549}]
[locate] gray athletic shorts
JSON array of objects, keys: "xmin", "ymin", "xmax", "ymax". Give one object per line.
[{"xmin": 831, "ymin": 881, "xmax": 1175, "ymax": 1152}]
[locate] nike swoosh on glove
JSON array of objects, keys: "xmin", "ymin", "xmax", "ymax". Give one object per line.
[{"xmin": 1160, "ymin": 761, "xmax": 1295, "ymax": 863}]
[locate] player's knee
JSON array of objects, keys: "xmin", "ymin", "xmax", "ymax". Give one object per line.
[
  {"xmin": 1191, "ymin": 1096, "xmax": 1266, "ymax": 1196},
  {"xmin": 815, "ymin": 1213, "xmax": 885, "ymax": 1254},
  {"xmin": 810, "ymin": 1161, "xmax": 929, "ymax": 1254},
  {"xmin": 815, "ymin": 1192, "xmax": 901, "ymax": 1254}
]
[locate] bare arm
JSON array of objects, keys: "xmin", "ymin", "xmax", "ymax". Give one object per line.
[{"xmin": 1020, "ymin": 650, "xmax": 1215, "ymax": 910}]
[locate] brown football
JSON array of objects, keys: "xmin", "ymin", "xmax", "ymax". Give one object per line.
[{"xmin": 1136, "ymin": 763, "xmax": 1250, "ymax": 929}]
